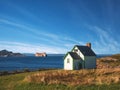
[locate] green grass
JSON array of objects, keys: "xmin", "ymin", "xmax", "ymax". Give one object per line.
[
  {"xmin": 13, "ymin": 83, "xmax": 120, "ymax": 90},
  {"xmin": 0, "ymin": 71, "xmax": 36, "ymax": 90},
  {"xmin": 0, "ymin": 70, "xmax": 120, "ymax": 90}
]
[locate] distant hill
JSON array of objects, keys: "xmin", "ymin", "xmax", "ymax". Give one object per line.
[
  {"xmin": 0, "ymin": 50, "xmax": 25, "ymax": 57},
  {"xmin": 97, "ymin": 54, "xmax": 120, "ymax": 69}
]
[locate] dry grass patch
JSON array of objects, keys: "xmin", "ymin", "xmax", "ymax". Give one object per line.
[
  {"xmin": 24, "ymin": 54, "xmax": 120, "ymax": 86},
  {"xmin": 24, "ymin": 69, "xmax": 120, "ymax": 86},
  {"xmin": 97, "ymin": 54, "xmax": 120, "ymax": 68}
]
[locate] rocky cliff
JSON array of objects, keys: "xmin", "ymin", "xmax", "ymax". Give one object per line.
[{"xmin": 0, "ymin": 50, "xmax": 25, "ymax": 57}]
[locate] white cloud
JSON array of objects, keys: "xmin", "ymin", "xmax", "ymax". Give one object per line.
[
  {"xmin": 0, "ymin": 18, "xmax": 84, "ymax": 54},
  {"xmin": 0, "ymin": 19, "xmax": 64, "ymax": 44},
  {"xmin": 89, "ymin": 26, "xmax": 120, "ymax": 54},
  {"xmin": 0, "ymin": 41, "xmax": 68, "ymax": 54}
]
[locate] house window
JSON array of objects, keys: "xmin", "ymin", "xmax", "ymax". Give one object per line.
[
  {"xmin": 67, "ymin": 58, "xmax": 70, "ymax": 63},
  {"xmin": 74, "ymin": 49, "xmax": 78, "ymax": 52}
]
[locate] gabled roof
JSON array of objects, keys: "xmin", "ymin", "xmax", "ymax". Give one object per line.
[
  {"xmin": 68, "ymin": 52, "xmax": 81, "ymax": 60},
  {"xmin": 74, "ymin": 45, "xmax": 96, "ymax": 56}
]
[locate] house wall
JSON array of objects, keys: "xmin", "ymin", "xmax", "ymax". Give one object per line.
[
  {"xmin": 72, "ymin": 46, "xmax": 85, "ymax": 69},
  {"xmin": 84, "ymin": 56, "xmax": 96, "ymax": 69},
  {"xmin": 67, "ymin": 46, "xmax": 96, "ymax": 69},
  {"xmin": 64, "ymin": 54, "xmax": 73, "ymax": 70},
  {"xmin": 73, "ymin": 60, "xmax": 83, "ymax": 70}
]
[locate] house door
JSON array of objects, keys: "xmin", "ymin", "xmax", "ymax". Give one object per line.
[
  {"xmin": 78, "ymin": 63, "xmax": 82, "ymax": 69},
  {"xmin": 75, "ymin": 63, "xmax": 82, "ymax": 70}
]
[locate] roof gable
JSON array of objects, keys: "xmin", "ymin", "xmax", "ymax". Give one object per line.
[
  {"xmin": 74, "ymin": 45, "xmax": 96, "ymax": 56},
  {"xmin": 64, "ymin": 52, "xmax": 81, "ymax": 60},
  {"xmin": 68, "ymin": 52, "xmax": 81, "ymax": 60}
]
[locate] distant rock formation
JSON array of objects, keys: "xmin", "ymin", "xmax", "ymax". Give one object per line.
[
  {"xmin": 35, "ymin": 52, "xmax": 47, "ymax": 57},
  {"xmin": 0, "ymin": 50, "xmax": 25, "ymax": 57}
]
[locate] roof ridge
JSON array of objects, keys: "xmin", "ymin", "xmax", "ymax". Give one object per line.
[{"xmin": 74, "ymin": 45, "xmax": 96, "ymax": 56}]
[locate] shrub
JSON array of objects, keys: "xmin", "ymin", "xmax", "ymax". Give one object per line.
[
  {"xmin": 0, "ymin": 71, "xmax": 9, "ymax": 75},
  {"xmin": 23, "ymin": 68, "xmax": 30, "ymax": 72}
]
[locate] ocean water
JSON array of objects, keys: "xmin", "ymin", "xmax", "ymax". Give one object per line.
[
  {"xmin": 0, "ymin": 54, "xmax": 110, "ymax": 72},
  {"xmin": 0, "ymin": 55, "xmax": 63, "ymax": 72}
]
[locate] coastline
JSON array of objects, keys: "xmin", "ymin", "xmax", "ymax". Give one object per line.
[
  {"xmin": 0, "ymin": 68, "xmax": 59, "ymax": 76},
  {"xmin": 0, "ymin": 54, "xmax": 110, "ymax": 73},
  {"xmin": 0, "ymin": 54, "xmax": 120, "ymax": 90}
]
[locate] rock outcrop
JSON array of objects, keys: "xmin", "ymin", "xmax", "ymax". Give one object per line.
[
  {"xmin": 0, "ymin": 50, "xmax": 25, "ymax": 57},
  {"xmin": 35, "ymin": 52, "xmax": 47, "ymax": 57}
]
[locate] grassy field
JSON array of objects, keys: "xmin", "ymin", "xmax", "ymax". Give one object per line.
[
  {"xmin": 0, "ymin": 54, "xmax": 120, "ymax": 90},
  {"xmin": 0, "ymin": 69, "xmax": 120, "ymax": 90}
]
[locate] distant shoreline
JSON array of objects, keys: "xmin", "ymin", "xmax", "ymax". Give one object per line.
[
  {"xmin": 0, "ymin": 68, "xmax": 59, "ymax": 76},
  {"xmin": 0, "ymin": 54, "xmax": 112, "ymax": 74}
]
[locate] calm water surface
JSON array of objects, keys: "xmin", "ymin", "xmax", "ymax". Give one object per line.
[
  {"xmin": 0, "ymin": 55, "xmax": 63, "ymax": 72},
  {"xmin": 0, "ymin": 54, "xmax": 110, "ymax": 72}
]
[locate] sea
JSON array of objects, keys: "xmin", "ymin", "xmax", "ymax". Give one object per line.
[{"xmin": 0, "ymin": 54, "xmax": 111, "ymax": 72}]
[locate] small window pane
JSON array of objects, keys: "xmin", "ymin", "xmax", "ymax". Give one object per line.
[
  {"xmin": 74, "ymin": 49, "xmax": 78, "ymax": 52},
  {"xmin": 67, "ymin": 58, "xmax": 70, "ymax": 63}
]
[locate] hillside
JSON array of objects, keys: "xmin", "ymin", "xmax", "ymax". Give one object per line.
[
  {"xmin": 0, "ymin": 54, "xmax": 120, "ymax": 90},
  {"xmin": 24, "ymin": 69, "xmax": 120, "ymax": 86},
  {"xmin": 97, "ymin": 54, "xmax": 120, "ymax": 68}
]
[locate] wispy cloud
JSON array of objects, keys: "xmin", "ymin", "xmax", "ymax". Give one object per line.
[
  {"xmin": 0, "ymin": 18, "xmax": 81, "ymax": 53},
  {"xmin": 0, "ymin": 18, "xmax": 58, "ymax": 42},
  {"xmin": 88, "ymin": 25, "xmax": 119, "ymax": 54},
  {"xmin": 63, "ymin": 37, "xmax": 85, "ymax": 49},
  {"xmin": 0, "ymin": 18, "xmax": 81, "ymax": 46},
  {"xmin": 0, "ymin": 41, "xmax": 68, "ymax": 54},
  {"xmin": 0, "ymin": 18, "xmax": 86, "ymax": 53},
  {"xmin": 2, "ymin": 18, "xmax": 119, "ymax": 54}
]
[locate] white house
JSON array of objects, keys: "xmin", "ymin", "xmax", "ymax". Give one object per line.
[{"xmin": 64, "ymin": 43, "xmax": 96, "ymax": 70}]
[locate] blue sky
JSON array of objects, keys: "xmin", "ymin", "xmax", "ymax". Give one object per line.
[{"xmin": 0, "ymin": 0, "xmax": 120, "ymax": 54}]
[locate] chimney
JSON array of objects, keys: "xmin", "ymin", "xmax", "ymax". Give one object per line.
[{"xmin": 86, "ymin": 43, "xmax": 91, "ymax": 48}]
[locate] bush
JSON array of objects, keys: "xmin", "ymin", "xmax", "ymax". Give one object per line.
[
  {"xmin": 23, "ymin": 68, "xmax": 30, "ymax": 72},
  {"xmin": 0, "ymin": 71, "xmax": 9, "ymax": 75}
]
